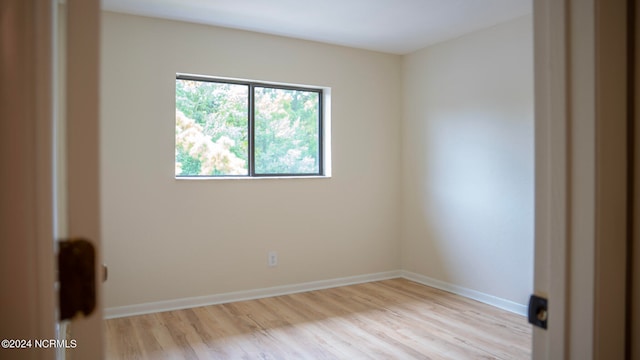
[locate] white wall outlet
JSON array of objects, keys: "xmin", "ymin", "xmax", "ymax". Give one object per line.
[{"xmin": 268, "ymin": 251, "xmax": 278, "ymax": 267}]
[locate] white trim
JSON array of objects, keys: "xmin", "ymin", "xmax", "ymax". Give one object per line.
[
  {"xmin": 105, "ymin": 270, "xmax": 528, "ymax": 319},
  {"xmin": 105, "ymin": 271, "xmax": 401, "ymax": 319},
  {"xmin": 175, "ymin": 175, "xmax": 332, "ymax": 181},
  {"xmin": 401, "ymin": 271, "xmax": 528, "ymax": 316}
]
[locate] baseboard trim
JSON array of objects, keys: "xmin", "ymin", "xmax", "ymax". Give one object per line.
[
  {"xmin": 105, "ymin": 270, "xmax": 527, "ymax": 319},
  {"xmin": 104, "ymin": 270, "xmax": 402, "ymax": 319},
  {"xmin": 400, "ymin": 270, "xmax": 528, "ymax": 316}
]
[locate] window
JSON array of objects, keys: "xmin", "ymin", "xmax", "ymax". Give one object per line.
[{"xmin": 175, "ymin": 74, "xmax": 325, "ymax": 177}]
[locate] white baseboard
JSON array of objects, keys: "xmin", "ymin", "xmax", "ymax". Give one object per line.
[
  {"xmin": 104, "ymin": 269, "xmax": 527, "ymax": 319},
  {"xmin": 400, "ymin": 270, "xmax": 528, "ymax": 316},
  {"xmin": 104, "ymin": 270, "xmax": 402, "ymax": 319}
]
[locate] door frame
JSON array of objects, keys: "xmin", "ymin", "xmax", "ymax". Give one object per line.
[
  {"xmin": 532, "ymin": 0, "xmax": 569, "ymax": 356},
  {"xmin": 633, "ymin": 0, "xmax": 640, "ymax": 355},
  {"xmin": 533, "ymin": 0, "xmax": 630, "ymax": 358},
  {"xmin": 0, "ymin": 0, "xmax": 103, "ymax": 359},
  {"xmin": 0, "ymin": 1, "xmax": 57, "ymax": 356},
  {"xmin": 62, "ymin": 0, "xmax": 104, "ymax": 357}
]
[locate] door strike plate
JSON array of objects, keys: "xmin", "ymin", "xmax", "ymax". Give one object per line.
[
  {"xmin": 58, "ymin": 238, "xmax": 96, "ymax": 321},
  {"xmin": 528, "ymin": 294, "xmax": 548, "ymax": 329}
]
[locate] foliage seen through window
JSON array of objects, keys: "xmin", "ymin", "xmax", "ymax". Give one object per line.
[{"xmin": 175, "ymin": 77, "xmax": 322, "ymax": 177}]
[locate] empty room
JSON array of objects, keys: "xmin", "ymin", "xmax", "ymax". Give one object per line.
[
  {"xmin": 7, "ymin": 0, "xmax": 640, "ymax": 359},
  {"xmin": 100, "ymin": 0, "xmax": 534, "ymax": 358}
]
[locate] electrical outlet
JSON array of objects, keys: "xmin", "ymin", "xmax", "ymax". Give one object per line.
[{"xmin": 268, "ymin": 251, "xmax": 278, "ymax": 267}]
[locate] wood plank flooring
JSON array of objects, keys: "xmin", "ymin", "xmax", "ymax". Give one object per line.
[{"xmin": 105, "ymin": 278, "xmax": 531, "ymax": 359}]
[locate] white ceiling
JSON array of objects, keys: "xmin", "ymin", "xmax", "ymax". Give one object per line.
[{"xmin": 101, "ymin": 0, "xmax": 532, "ymax": 55}]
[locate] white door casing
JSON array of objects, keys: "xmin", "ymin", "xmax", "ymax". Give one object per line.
[
  {"xmin": 0, "ymin": 2, "xmax": 57, "ymax": 359},
  {"xmin": 533, "ymin": 0, "xmax": 629, "ymax": 358},
  {"xmin": 0, "ymin": 0, "xmax": 103, "ymax": 359},
  {"xmin": 62, "ymin": 0, "xmax": 104, "ymax": 358}
]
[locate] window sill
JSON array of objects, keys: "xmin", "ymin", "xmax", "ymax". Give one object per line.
[{"xmin": 174, "ymin": 175, "xmax": 332, "ymax": 181}]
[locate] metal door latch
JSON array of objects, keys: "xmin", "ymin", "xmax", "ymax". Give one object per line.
[
  {"xmin": 528, "ymin": 294, "xmax": 548, "ymax": 329},
  {"xmin": 58, "ymin": 238, "xmax": 96, "ymax": 321}
]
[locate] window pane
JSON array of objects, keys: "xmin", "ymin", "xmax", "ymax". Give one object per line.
[
  {"xmin": 175, "ymin": 80, "xmax": 248, "ymax": 176},
  {"xmin": 254, "ymin": 87, "xmax": 320, "ymax": 174}
]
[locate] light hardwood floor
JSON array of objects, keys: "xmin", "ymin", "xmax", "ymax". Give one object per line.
[{"xmin": 105, "ymin": 278, "xmax": 531, "ymax": 359}]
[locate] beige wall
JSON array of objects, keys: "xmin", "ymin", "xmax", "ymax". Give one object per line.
[
  {"xmin": 101, "ymin": 11, "xmax": 534, "ymax": 311},
  {"xmin": 100, "ymin": 11, "xmax": 402, "ymax": 308},
  {"xmin": 400, "ymin": 15, "xmax": 534, "ymax": 305}
]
